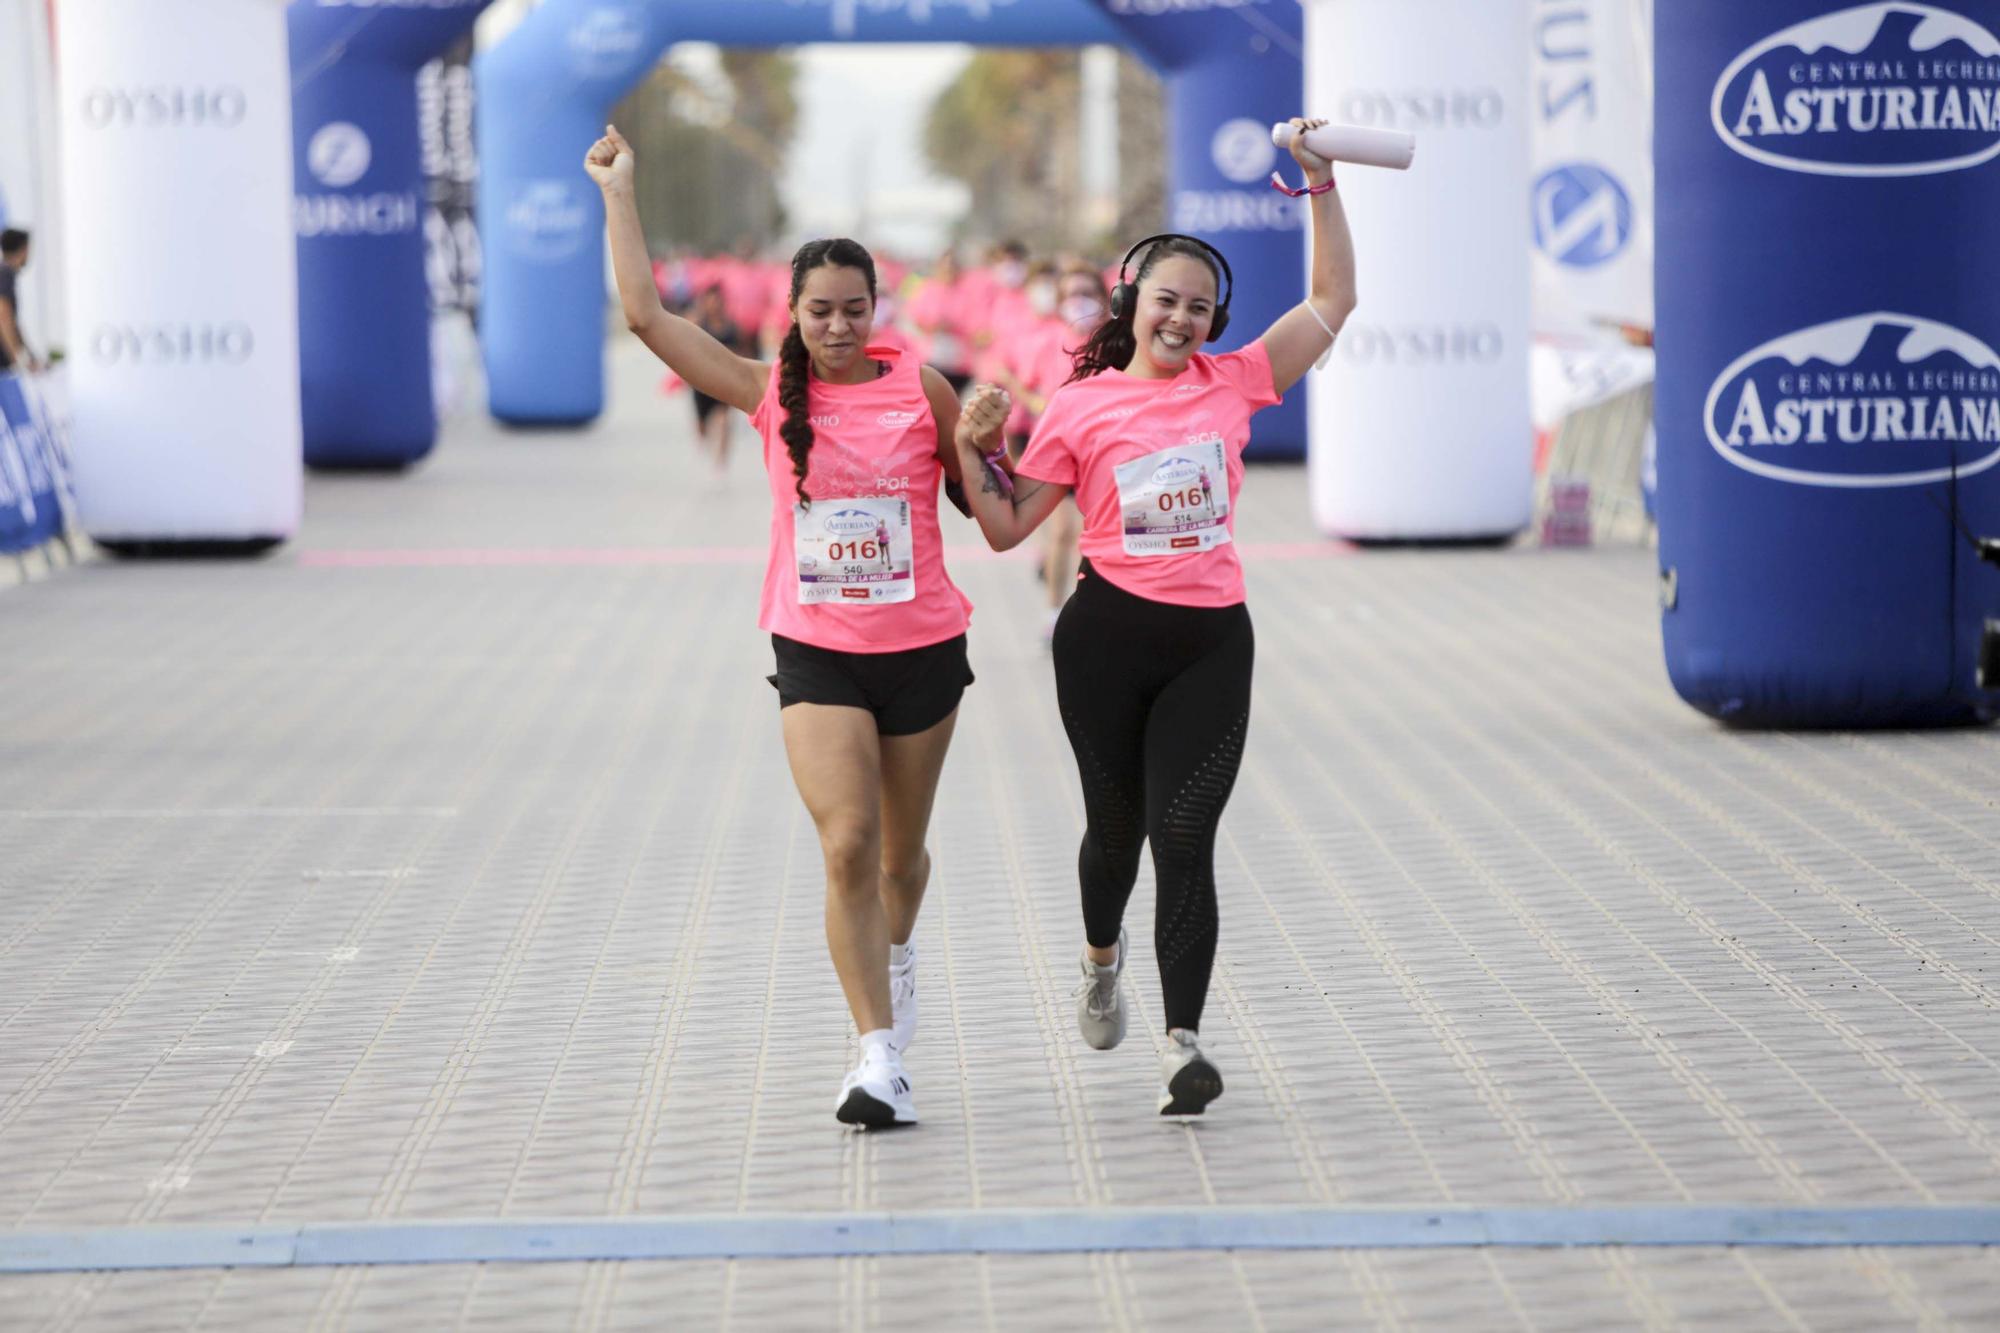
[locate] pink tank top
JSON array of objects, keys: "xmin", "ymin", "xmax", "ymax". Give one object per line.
[{"xmin": 752, "ymin": 347, "xmax": 973, "ymax": 653}]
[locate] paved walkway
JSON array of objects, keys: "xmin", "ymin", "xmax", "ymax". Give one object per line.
[{"xmin": 4, "ymin": 345, "xmax": 1999, "ymax": 1329}]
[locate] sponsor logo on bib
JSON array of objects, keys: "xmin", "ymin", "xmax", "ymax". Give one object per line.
[
  {"xmin": 877, "ymin": 410, "xmax": 920, "ymax": 429},
  {"xmin": 1148, "ymin": 454, "xmax": 1206, "ymax": 487},
  {"xmin": 821, "ymin": 507, "xmax": 881, "ymax": 537},
  {"xmin": 1712, "ymin": 3, "xmax": 2000, "ymax": 176},
  {"xmin": 1705, "ymin": 312, "xmax": 2000, "ymax": 487}
]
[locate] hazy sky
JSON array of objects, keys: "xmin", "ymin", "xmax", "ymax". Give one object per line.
[
  {"xmin": 667, "ymin": 40, "xmax": 971, "ymax": 258},
  {"xmin": 783, "ymin": 44, "xmax": 973, "ymax": 257}
]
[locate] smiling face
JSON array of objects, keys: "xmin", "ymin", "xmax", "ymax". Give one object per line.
[
  {"xmin": 793, "ymin": 264, "xmax": 876, "ymax": 382},
  {"xmin": 1129, "ymin": 254, "xmax": 1218, "ymax": 378}
]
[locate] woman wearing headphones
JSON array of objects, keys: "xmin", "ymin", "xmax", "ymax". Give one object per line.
[{"xmin": 952, "ymin": 118, "xmax": 1356, "ymax": 1116}]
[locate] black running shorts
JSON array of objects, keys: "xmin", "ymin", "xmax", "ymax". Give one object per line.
[{"xmin": 767, "ymin": 633, "xmax": 974, "ymax": 736}]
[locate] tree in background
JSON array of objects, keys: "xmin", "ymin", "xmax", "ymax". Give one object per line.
[
  {"xmin": 611, "ymin": 50, "xmax": 798, "ymax": 255},
  {"xmin": 925, "ymin": 49, "xmax": 1162, "ymax": 256}
]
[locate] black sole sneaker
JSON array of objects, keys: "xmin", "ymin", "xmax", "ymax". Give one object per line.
[{"xmin": 1159, "ymin": 1047, "xmax": 1224, "ymax": 1116}]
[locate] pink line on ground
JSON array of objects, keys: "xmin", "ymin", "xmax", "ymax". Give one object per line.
[
  {"xmin": 299, "ymin": 546, "xmax": 765, "ymax": 568},
  {"xmin": 298, "ymin": 540, "xmax": 1353, "ymax": 570}
]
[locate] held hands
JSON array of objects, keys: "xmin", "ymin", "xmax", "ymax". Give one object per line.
[
  {"xmin": 584, "ymin": 124, "xmax": 636, "ymax": 192},
  {"xmin": 955, "ymin": 384, "xmax": 1012, "ymax": 450},
  {"xmin": 1285, "ymin": 116, "xmax": 1335, "ymax": 183}
]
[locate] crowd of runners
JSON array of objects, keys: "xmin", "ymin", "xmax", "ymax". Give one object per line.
[{"xmin": 587, "ymin": 114, "xmax": 1357, "ymax": 1130}]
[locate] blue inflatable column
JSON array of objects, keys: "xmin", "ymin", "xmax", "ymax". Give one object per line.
[
  {"xmin": 1162, "ymin": 49, "xmax": 1307, "ymax": 459},
  {"xmin": 476, "ymin": 2, "xmax": 672, "ymax": 426},
  {"xmin": 290, "ymin": 1, "xmax": 490, "ymax": 468},
  {"xmin": 1093, "ymin": 2, "xmax": 1307, "ymax": 459},
  {"xmin": 1656, "ymin": 1, "xmax": 2000, "ymax": 726}
]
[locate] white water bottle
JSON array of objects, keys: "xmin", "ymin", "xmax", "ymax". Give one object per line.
[{"xmin": 1271, "ymin": 122, "xmax": 1417, "ymax": 171}]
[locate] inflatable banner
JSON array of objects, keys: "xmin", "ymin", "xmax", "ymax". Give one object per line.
[
  {"xmin": 1094, "ymin": 2, "xmax": 1309, "ymax": 459},
  {"xmin": 290, "ymin": 0, "xmax": 491, "ymax": 468},
  {"xmin": 1531, "ymin": 0, "xmax": 1654, "ymax": 335},
  {"xmin": 1304, "ymin": 0, "xmax": 1534, "ymax": 541},
  {"xmin": 0, "ymin": 374, "xmax": 63, "ymax": 549},
  {"xmin": 1656, "ymin": 0, "xmax": 2000, "ymax": 725},
  {"xmin": 57, "ymin": 0, "xmax": 301, "ymax": 550},
  {"xmin": 475, "ymin": 0, "xmax": 1307, "ymax": 457}
]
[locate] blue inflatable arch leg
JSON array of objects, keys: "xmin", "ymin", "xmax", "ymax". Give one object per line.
[{"xmin": 291, "ymin": 2, "xmax": 494, "ymax": 469}]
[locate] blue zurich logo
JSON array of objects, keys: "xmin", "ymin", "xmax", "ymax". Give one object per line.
[
  {"xmin": 1532, "ymin": 163, "xmax": 1633, "ymax": 269},
  {"xmin": 1713, "ymin": 3, "xmax": 2000, "ymax": 176}
]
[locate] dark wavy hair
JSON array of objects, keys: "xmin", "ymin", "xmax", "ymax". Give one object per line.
[
  {"xmin": 779, "ymin": 237, "xmax": 878, "ymax": 507},
  {"xmin": 1068, "ymin": 237, "xmax": 1222, "ymax": 384}
]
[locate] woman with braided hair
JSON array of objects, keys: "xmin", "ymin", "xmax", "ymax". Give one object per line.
[{"xmin": 587, "ymin": 126, "xmax": 973, "ymax": 1129}]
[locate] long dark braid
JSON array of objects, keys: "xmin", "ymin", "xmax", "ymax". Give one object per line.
[
  {"xmin": 777, "ymin": 237, "xmax": 879, "ymax": 508},
  {"xmin": 1068, "ymin": 236, "xmax": 1222, "ymax": 384}
]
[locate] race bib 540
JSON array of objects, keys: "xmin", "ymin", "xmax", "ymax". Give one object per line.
[{"xmin": 794, "ymin": 496, "xmax": 915, "ymax": 604}]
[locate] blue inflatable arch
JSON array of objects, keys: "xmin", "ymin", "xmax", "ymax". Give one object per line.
[
  {"xmin": 291, "ymin": 0, "xmax": 493, "ymax": 469},
  {"xmin": 474, "ymin": 0, "xmax": 1307, "ymax": 457}
]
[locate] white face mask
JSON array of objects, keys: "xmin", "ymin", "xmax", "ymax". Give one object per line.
[
  {"xmin": 1060, "ymin": 296, "xmax": 1105, "ymax": 328},
  {"xmin": 1027, "ymin": 283, "xmax": 1058, "ymax": 317}
]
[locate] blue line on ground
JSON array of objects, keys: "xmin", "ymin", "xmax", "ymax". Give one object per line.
[{"xmin": 6, "ymin": 1206, "xmax": 1999, "ymax": 1274}]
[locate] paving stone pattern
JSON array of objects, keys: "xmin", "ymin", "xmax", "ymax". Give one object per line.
[{"xmin": 3, "ymin": 347, "xmax": 1999, "ymax": 1329}]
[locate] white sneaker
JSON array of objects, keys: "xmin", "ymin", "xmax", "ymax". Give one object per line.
[
  {"xmin": 1158, "ymin": 1029, "xmax": 1223, "ymax": 1117},
  {"xmin": 890, "ymin": 945, "xmax": 918, "ymax": 1052},
  {"xmin": 1073, "ymin": 929, "xmax": 1127, "ymax": 1050},
  {"xmin": 836, "ymin": 1045, "xmax": 917, "ymax": 1128}
]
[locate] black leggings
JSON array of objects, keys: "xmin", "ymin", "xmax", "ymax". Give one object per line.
[{"xmin": 1050, "ymin": 559, "xmax": 1253, "ymax": 1033}]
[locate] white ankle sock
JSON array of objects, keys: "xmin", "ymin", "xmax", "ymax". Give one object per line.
[
  {"xmin": 860, "ymin": 1028, "xmax": 896, "ymax": 1059},
  {"xmin": 889, "ymin": 942, "xmax": 912, "ymax": 968}
]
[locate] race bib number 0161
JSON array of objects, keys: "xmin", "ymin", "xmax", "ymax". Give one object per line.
[
  {"xmin": 1115, "ymin": 435, "xmax": 1230, "ymax": 557},
  {"xmin": 794, "ymin": 496, "xmax": 915, "ymax": 604}
]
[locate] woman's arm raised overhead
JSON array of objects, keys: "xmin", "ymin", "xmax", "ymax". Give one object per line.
[
  {"xmin": 1260, "ymin": 116, "xmax": 1359, "ymax": 397},
  {"xmin": 585, "ymin": 125, "xmax": 769, "ymax": 416}
]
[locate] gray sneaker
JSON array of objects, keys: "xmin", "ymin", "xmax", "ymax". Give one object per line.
[
  {"xmin": 1073, "ymin": 929, "xmax": 1127, "ymax": 1050},
  {"xmin": 1158, "ymin": 1029, "xmax": 1224, "ymax": 1116}
]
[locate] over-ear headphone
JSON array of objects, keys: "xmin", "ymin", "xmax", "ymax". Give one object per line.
[{"xmin": 1107, "ymin": 233, "xmax": 1235, "ymax": 343}]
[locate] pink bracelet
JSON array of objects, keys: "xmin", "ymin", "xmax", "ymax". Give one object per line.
[
  {"xmin": 982, "ymin": 444, "xmax": 1015, "ymax": 498},
  {"xmin": 1270, "ymin": 169, "xmax": 1337, "ymax": 198}
]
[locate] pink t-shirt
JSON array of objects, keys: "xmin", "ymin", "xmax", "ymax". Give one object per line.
[
  {"xmin": 906, "ymin": 278, "xmax": 967, "ymax": 373},
  {"xmin": 1016, "ymin": 340, "xmax": 1280, "ymax": 608},
  {"xmin": 1028, "ymin": 318, "xmax": 1081, "ymax": 402},
  {"xmin": 751, "ymin": 346, "xmax": 972, "ymax": 652}
]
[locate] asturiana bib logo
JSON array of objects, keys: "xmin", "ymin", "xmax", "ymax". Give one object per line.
[
  {"xmin": 877, "ymin": 410, "xmax": 920, "ymax": 429},
  {"xmin": 1705, "ymin": 313, "xmax": 2000, "ymax": 487},
  {"xmin": 822, "ymin": 508, "xmax": 880, "ymax": 537},
  {"xmin": 1149, "ymin": 455, "xmax": 1205, "ymax": 487},
  {"xmin": 1713, "ymin": 3, "xmax": 2000, "ymax": 176}
]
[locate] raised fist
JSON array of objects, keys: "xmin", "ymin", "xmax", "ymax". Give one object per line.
[
  {"xmin": 1285, "ymin": 116, "xmax": 1333, "ymax": 176},
  {"xmin": 584, "ymin": 124, "xmax": 636, "ymax": 191}
]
